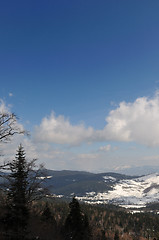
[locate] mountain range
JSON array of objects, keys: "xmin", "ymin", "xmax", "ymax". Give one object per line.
[{"xmin": 44, "ymin": 170, "xmax": 159, "ymax": 210}]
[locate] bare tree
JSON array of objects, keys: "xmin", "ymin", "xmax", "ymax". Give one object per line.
[
  {"xmin": 0, "ymin": 112, "xmax": 27, "ymax": 170},
  {"xmin": 0, "ymin": 112, "xmax": 25, "ymax": 143},
  {"xmin": 26, "ymin": 159, "xmax": 49, "ymax": 203}
]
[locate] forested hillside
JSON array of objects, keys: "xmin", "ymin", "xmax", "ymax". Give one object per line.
[{"xmin": 1, "ymin": 196, "xmax": 159, "ymax": 240}]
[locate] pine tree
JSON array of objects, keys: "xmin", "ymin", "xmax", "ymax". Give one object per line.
[
  {"xmin": 2, "ymin": 145, "xmax": 48, "ymax": 239},
  {"xmin": 64, "ymin": 197, "xmax": 91, "ymax": 240},
  {"xmin": 6, "ymin": 144, "xmax": 29, "ymax": 239}
]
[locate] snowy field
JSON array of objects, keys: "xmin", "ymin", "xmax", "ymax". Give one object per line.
[{"xmin": 77, "ymin": 173, "xmax": 159, "ymax": 209}]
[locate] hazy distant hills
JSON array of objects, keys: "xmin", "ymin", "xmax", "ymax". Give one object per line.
[
  {"xmin": 44, "ymin": 170, "xmax": 159, "ymax": 209},
  {"xmin": 114, "ymin": 165, "xmax": 159, "ymax": 176}
]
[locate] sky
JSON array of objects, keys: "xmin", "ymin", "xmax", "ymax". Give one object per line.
[{"xmin": 1, "ymin": 0, "xmax": 159, "ymax": 174}]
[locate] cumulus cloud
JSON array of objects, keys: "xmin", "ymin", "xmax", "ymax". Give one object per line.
[
  {"xmin": 102, "ymin": 93, "xmax": 159, "ymax": 146},
  {"xmin": 34, "ymin": 93, "xmax": 159, "ymax": 147},
  {"xmin": 34, "ymin": 112, "xmax": 95, "ymax": 145}
]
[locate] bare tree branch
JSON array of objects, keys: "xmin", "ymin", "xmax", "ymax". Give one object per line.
[{"xmin": 0, "ymin": 113, "xmax": 28, "ymax": 143}]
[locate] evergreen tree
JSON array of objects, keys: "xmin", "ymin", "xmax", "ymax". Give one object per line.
[
  {"xmin": 5, "ymin": 144, "xmax": 29, "ymax": 239},
  {"xmin": 3, "ymin": 145, "xmax": 48, "ymax": 239},
  {"xmin": 64, "ymin": 197, "xmax": 91, "ymax": 240}
]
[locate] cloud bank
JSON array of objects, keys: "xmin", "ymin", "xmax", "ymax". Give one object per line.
[
  {"xmin": 34, "ymin": 93, "xmax": 159, "ymax": 147},
  {"xmin": 1, "ymin": 95, "xmax": 159, "ymax": 173}
]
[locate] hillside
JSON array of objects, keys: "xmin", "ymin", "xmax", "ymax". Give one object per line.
[
  {"xmin": 44, "ymin": 170, "xmax": 136, "ymax": 196},
  {"xmin": 43, "ymin": 170, "xmax": 159, "ymax": 210}
]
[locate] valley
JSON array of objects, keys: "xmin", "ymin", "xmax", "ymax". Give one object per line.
[{"xmin": 44, "ymin": 170, "xmax": 159, "ymax": 210}]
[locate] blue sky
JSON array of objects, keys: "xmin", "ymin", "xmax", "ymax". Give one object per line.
[{"xmin": 1, "ymin": 1, "xmax": 159, "ymax": 174}]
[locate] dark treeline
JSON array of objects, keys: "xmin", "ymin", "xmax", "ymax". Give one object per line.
[{"xmin": 1, "ymin": 190, "xmax": 159, "ymax": 239}]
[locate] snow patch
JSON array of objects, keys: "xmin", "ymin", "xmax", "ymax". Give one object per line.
[
  {"xmin": 37, "ymin": 176, "xmax": 52, "ymax": 180},
  {"xmin": 103, "ymin": 176, "xmax": 116, "ymax": 182}
]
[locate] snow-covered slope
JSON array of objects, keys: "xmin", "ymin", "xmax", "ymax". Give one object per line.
[
  {"xmin": 77, "ymin": 173, "xmax": 159, "ymax": 208},
  {"xmin": 43, "ymin": 170, "xmax": 159, "ymax": 209}
]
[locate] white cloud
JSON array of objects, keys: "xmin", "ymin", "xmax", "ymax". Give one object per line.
[
  {"xmin": 102, "ymin": 93, "xmax": 159, "ymax": 146},
  {"xmin": 0, "ymin": 99, "xmax": 10, "ymax": 113},
  {"xmin": 34, "ymin": 93, "xmax": 159, "ymax": 147},
  {"xmin": 2, "ymin": 94, "xmax": 159, "ymax": 172},
  {"xmin": 34, "ymin": 112, "xmax": 95, "ymax": 145},
  {"xmin": 2, "ymin": 92, "xmax": 159, "ymax": 173}
]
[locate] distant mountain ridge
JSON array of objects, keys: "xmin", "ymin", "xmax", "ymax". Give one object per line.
[
  {"xmin": 44, "ymin": 170, "xmax": 159, "ymax": 209},
  {"xmin": 45, "ymin": 169, "xmax": 136, "ymax": 195},
  {"xmin": 2, "ymin": 168, "xmax": 158, "ymax": 209}
]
